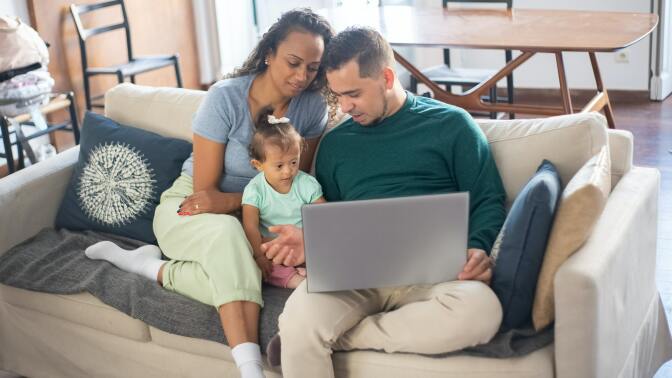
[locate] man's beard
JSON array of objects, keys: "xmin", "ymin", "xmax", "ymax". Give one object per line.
[{"xmin": 369, "ymin": 87, "xmax": 389, "ymax": 125}]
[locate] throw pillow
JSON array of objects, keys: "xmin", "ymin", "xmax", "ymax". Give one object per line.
[
  {"xmin": 491, "ymin": 159, "xmax": 562, "ymax": 332},
  {"xmin": 55, "ymin": 112, "xmax": 192, "ymax": 243},
  {"xmin": 532, "ymin": 146, "xmax": 611, "ymax": 331}
]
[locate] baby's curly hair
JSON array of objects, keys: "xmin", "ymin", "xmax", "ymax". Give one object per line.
[{"xmin": 249, "ymin": 106, "xmax": 304, "ymax": 162}]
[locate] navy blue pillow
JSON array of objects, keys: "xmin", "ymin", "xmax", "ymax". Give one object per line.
[
  {"xmin": 491, "ymin": 160, "xmax": 561, "ymax": 332},
  {"xmin": 56, "ymin": 112, "xmax": 192, "ymax": 243}
]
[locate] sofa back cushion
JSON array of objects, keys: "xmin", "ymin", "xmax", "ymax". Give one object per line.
[
  {"xmin": 105, "ymin": 84, "xmax": 609, "ymax": 204},
  {"xmin": 476, "ymin": 112, "xmax": 608, "ymax": 206}
]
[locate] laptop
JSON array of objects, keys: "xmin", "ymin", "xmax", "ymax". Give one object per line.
[{"xmin": 301, "ymin": 192, "xmax": 469, "ymax": 293}]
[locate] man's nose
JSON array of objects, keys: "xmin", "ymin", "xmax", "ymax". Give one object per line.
[{"xmin": 340, "ymin": 98, "xmax": 354, "ymax": 113}]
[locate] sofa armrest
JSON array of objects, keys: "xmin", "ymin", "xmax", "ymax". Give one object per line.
[
  {"xmin": 554, "ymin": 166, "xmax": 661, "ymax": 378},
  {"xmin": 607, "ymin": 129, "xmax": 633, "ymax": 188},
  {"xmin": 0, "ymin": 147, "xmax": 78, "ymax": 256}
]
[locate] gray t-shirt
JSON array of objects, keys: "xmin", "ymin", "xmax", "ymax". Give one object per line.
[{"xmin": 182, "ymin": 74, "xmax": 328, "ymax": 193}]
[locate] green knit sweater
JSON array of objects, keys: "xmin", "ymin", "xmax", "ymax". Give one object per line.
[{"xmin": 315, "ymin": 92, "xmax": 506, "ymax": 252}]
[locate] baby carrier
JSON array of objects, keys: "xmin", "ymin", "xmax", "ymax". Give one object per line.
[{"xmin": 0, "ymin": 15, "xmax": 54, "ymax": 129}]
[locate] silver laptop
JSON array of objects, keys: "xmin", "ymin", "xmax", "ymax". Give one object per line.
[{"xmin": 301, "ymin": 192, "xmax": 469, "ymax": 293}]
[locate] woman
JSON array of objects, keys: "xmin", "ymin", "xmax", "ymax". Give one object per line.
[{"xmin": 86, "ymin": 8, "xmax": 333, "ymax": 378}]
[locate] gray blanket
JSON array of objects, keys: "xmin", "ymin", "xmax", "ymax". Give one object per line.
[{"xmin": 0, "ymin": 228, "xmax": 552, "ymax": 357}]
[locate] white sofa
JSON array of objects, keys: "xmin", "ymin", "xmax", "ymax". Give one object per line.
[{"xmin": 0, "ymin": 83, "xmax": 670, "ymax": 378}]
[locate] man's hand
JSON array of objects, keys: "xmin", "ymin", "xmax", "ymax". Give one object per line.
[
  {"xmin": 260, "ymin": 225, "xmax": 305, "ymax": 267},
  {"xmin": 458, "ymin": 248, "xmax": 493, "ymax": 285}
]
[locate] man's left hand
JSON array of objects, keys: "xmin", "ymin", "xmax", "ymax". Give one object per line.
[{"xmin": 458, "ymin": 248, "xmax": 493, "ymax": 285}]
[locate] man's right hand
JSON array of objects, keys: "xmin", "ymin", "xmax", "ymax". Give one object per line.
[{"xmin": 261, "ymin": 225, "xmax": 305, "ymax": 267}]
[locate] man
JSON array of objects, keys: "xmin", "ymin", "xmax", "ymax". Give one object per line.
[{"xmin": 262, "ymin": 27, "xmax": 506, "ymax": 377}]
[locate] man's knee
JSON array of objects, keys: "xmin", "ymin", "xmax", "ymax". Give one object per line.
[
  {"xmin": 437, "ymin": 281, "xmax": 502, "ymax": 341},
  {"xmin": 280, "ymin": 284, "xmax": 364, "ymax": 345}
]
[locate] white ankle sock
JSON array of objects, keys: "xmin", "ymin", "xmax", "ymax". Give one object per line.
[
  {"xmin": 85, "ymin": 241, "xmax": 164, "ymax": 281},
  {"xmin": 231, "ymin": 342, "xmax": 265, "ymax": 378}
]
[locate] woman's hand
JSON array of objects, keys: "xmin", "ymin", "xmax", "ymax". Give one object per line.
[{"xmin": 179, "ymin": 190, "xmax": 242, "ymax": 215}]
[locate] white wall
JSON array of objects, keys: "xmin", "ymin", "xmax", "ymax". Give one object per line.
[
  {"xmin": 0, "ymin": 0, "xmax": 30, "ymax": 26},
  {"xmin": 413, "ymin": 0, "xmax": 654, "ymax": 91}
]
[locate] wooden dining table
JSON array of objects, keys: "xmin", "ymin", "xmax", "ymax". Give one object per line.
[{"xmin": 319, "ymin": 5, "xmax": 659, "ymax": 128}]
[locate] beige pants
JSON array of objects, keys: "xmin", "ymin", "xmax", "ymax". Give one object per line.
[{"xmin": 279, "ymin": 280, "xmax": 502, "ymax": 378}]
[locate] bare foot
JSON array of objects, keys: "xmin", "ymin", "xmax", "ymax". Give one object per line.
[{"xmin": 285, "ymin": 273, "xmax": 305, "ymax": 289}]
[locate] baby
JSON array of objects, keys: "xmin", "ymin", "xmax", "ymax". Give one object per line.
[{"xmin": 241, "ymin": 106, "xmax": 325, "ymax": 289}]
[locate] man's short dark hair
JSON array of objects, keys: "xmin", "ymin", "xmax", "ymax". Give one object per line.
[{"xmin": 323, "ymin": 27, "xmax": 395, "ymax": 78}]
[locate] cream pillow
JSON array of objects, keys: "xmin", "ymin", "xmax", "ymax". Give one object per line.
[{"xmin": 532, "ymin": 146, "xmax": 612, "ymax": 331}]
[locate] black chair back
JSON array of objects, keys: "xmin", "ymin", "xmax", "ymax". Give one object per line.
[{"xmin": 70, "ymin": 0, "xmax": 133, "ymax": 73}]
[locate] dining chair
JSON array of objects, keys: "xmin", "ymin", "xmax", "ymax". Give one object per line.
[
  {"xmin": 409, "ymin": 0, "xmax": 515, "ymax": 119},
  {"xmin": 69, "ymin": 0, "xmax": 182, "ymax": 110}
]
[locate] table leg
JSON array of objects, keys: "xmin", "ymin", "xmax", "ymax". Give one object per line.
[
  {"xmin": 584, "ymin": 52, "xmax": 616, "ymax": 129},
  {"xmin": 555, "ymin": 52, "xmax": 573, "ymax": 113},
  {"xmin": 394, "ymin": 50, "xmax": 566, "ymax": 117}
]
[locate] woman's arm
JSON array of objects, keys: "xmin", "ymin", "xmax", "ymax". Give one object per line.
[
  {"xmin": 300, "ymin": 137, "xmax": 321, "ymax": 173},
  {"xmin": 179, "ymin": 134, "xmax": 242, "ymax": 215}
]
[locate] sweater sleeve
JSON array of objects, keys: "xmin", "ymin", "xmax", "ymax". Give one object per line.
[
  {"xmin": 450, "ymin": 112, "xmax": 506, "ymax": 253},
  {"xmin": 315, "ymin": 134, "xmax": 342, "ymax": 202}
]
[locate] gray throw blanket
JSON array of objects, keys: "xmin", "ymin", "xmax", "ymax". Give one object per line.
[{"xmin": 0, "ymin": 228, "xmax": 552, "ymax": 357}]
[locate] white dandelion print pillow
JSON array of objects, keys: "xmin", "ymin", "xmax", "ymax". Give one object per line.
[{"xmin": 56, "ymin": 112, "xmax": 192, "ymax": 243}]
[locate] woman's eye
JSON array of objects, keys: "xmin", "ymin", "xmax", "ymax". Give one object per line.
[
  {"xmin": 288, "ymin": 61, "xmax": 300, "ymax": 67},
  {"xmin": 308, "ymin": 66, "xmax": 319, "ymax": 73}
]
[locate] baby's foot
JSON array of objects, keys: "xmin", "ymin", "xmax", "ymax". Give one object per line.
[{"xmin": 285, "ymin": 273, "xmax": 305, "ymax": 289}]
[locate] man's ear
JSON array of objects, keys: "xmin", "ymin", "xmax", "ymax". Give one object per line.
[
  {"xmin": 382, "ymin": 66, "xmax": 396, "ymax": 89},
  {"xmin": 251, "ymin": 159, "xmax": 263, "ymax": 171}
]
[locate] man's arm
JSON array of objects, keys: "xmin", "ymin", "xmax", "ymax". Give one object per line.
[{"xmin": 451, "ymin": 113, "xmax": 507, "ymax": 253}]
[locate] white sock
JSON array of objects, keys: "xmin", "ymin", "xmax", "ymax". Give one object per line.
[
  {"xmin": 231, "ymin": 342, "xmax": 265, "ymax": 378},
  {"xmin": 85, "ymin": 241, "xmax": 164, "ymax": 281}
]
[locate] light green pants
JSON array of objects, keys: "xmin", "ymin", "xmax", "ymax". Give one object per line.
[{"xmin": 153, "ymin": 174, "xmax": 263, "ymax": 308}]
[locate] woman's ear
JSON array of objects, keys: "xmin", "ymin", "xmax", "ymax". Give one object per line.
[{"xmin": 251, "ymin": 159, "xmax": 263, "ymax": 171}]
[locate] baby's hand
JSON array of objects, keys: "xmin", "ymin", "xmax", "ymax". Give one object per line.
[{"xmin": 254, "ymin": 255, "xmax": 273, "ymax": 281}]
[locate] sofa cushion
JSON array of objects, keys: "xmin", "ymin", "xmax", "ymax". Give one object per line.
[
  {"xmin": 55, "ymin": 112, "xmax": 192, "ymax": 243},
  {"xmin": 0, "ymin": 284, "xmax": 151, "ymax": 341},
  {"xmin": 476, "ymin": 112, "xmax": 608, "ymax": 206},
  {"xmin": 491, "ymin": 160, "xmax": 562, "ymax": 332},
  {"xmin": 532, "ymin": 146, "xmax": 612, "ymax": 330}
]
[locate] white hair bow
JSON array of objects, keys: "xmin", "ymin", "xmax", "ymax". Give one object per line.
[{"xmin": 267, "ymin": 115, "xmax": 290, "ymax": 124}]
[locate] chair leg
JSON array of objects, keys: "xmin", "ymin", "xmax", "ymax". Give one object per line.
[
  {"xmin": 0, "ymin": 116, "xmax": 14, "ymax": 174},
  {"xmin": 67, "ymin": 92, "xmax": 81, "ymax": 144},
  {"xmin": 116, "ymin": 71, "xmax": 124, "ymax": 85},
  {"xmin": 130, "ymin": 75, "xmax": 136, "ymax": 84},
  {"xmin": 83, "ymin": 73, "xmax": 92, "ymax": 111},
  {"xmin": 173, "ymin": 56, "xmax": 183, "ymax": 88},
  {"xmin": 505, "ymin": 50, "xmax": 515, "ymax": 119},
  {"xmin": 409, "ymin": 76, "xmax": 418, "ymax": 94},
  {"xmin": 489, "ymin": 87, "xmax": 497, "ymax": 119}
]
